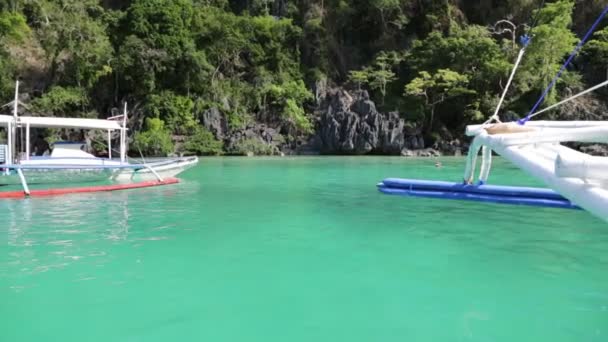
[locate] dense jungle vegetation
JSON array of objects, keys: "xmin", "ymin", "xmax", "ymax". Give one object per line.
[{"xmin": 0, "ymin": 0, "xmax": 607, "ymax": 155}]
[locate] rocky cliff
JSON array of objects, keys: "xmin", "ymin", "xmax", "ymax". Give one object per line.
[
  {"xmin": 200, "ymin": 87, "xmax": 459, "ymax": 156},
  {"xmin": 314, "ymin": 88, "xmax": 438, "ymax": 156}
]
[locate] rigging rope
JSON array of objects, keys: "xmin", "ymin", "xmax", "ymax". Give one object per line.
[
  {"xmin": 483, "ymin": 0, "xmax": 543, "ymax": 125},
  {"xmin": 529, "ymin": 0, "xmax": 546, "ymax": 31},
  {"xmin": 483, "ymin": 47, "xmax": 527, "ymax": 126},
  {"xmin": 525, "ymin": 79, "xmax": 608, "ymax": 120},
  {"xmin": 89, "ymin": 136, "xmax": 144, "ymax": 165},
  {"xmin": 518, "ymin": 4, "xmax": 608, "ymax": 125}
]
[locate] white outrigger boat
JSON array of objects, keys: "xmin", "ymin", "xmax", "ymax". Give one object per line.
[
  {"xmin": 379, "ymin": 5, "xmax": 608, "ymax": 223},
  {"xmin": 0, "ymin": 81, "xmax": 198, "ymax": 197}
]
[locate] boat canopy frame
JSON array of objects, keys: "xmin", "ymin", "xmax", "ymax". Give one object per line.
[{"xmin": 0, "ymin": 81, "xmax": 129, "ymax": 165}]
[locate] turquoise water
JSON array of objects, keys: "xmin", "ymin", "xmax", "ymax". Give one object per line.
[{"xmin": 1, "ymin": 157, "xmax": 607, "ymax": 341}]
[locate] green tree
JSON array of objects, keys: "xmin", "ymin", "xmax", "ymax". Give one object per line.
[
  {"xmin": 404, "ymin": 69, "xmax": 474, "ymax": 130},
  {"xmin": 0, "ymin": 11, "xmax": 29, "ymax": 41},
  {"xmin": 35, "ymin": 0, "xmax": 112, "ymax": 88},
  {"xmin": 133, "ymin": 117, "xmax": 174, "ymax": 156},
  {"xmin": 183, "ymin": 126, "xmax": 223, "ymax": 155},
  {"xmin": 365, "ymin": 51, "xmax": 401, "ymax": 105},
  {"xmin": 407, "ymin": 25, "xmax": 512, "ymax": 92},
  {"xmin": 0, "ymin": 11, "xmax": 29, "ymax": 99},
  {"xmin": 348, "ymin": 69, "xmax": 369, "ymax": 90},
  {"xmin": 516, "ymin": 0, "xmax": 577, "ymax": 105},
  {"xmin": 403, "ymin": 24, "xmax": 512, "ymax": 123},
  {"xmin": 146, "ymin": 91, "xmax": 197, "ymax": 135},
  {"xmin": 31, "ymin": 86, "xmax": 91, "ymax": 117},
  {"xmin": 372, "ymin": 0, "xmax": 410, "ymax": 33},
  {"xmin": 584, "ymin": 26, "xmax": 608, "ymax": 81},
  {"xmin": 0, "ymin": 0, "xmax": 604, "ymax": 156},
  {"xmin": 262, "ymin": 80, "xmax": 314, "ymax": 133},
  {"xmin": 116, "ymin": 0, "xmax": 205, "ymax": 96}
]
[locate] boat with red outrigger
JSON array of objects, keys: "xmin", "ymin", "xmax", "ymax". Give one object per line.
[{"xmin": 0, "ymin": 81, "xmax": 198, "ymax": 198}]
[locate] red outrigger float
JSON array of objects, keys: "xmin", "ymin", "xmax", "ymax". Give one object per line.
[{"xmin": 0, "ymin": 178, "xmax": 180, "ymax": 199}]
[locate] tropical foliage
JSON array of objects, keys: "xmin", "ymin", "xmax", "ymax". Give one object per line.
[{"xmin": 0, "ymin": 0, "xmax": 605, "ymax": 153}]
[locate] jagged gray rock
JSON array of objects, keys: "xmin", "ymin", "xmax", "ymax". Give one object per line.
[
  {"xmin": 580, "ymin": 144, "xmax": 608, "ymax": 156},
  {"xmin": 201, "ymin": 107, "xmax": 226, "ymax": 140},
  {"xmin": 316, "ymin": 88, "xmax": 427, "ymax": 155},
  {"xmin": 224, "ymin": 124, "xmax": 285, "ymax": 155},
  {"xmin": 197, "ymin": 88, "xmax": 466, "ymax": 156},
  {"xmin": 400, "ymin": 148, "xmax": 441, "ymax": 157}
]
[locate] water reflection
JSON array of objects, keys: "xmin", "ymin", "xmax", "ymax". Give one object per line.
[{"xmin": 0, "ymin": 184, "xmax": 195, "ymax": 284}]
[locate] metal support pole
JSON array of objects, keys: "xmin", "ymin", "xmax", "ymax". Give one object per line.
[
  {"xmin": 144, "ymin": 165, "xmax": 164, "ymax": 182},
  {"xmin": 120, "ymin": 103, "xmax": 127, "ymax": 163},
  {"xmin": 6, "ymin": 122, "xmax": 11, "ymax": 167},
  {"xmin": 13, "ymin": 81, "xmax": 18, "ymax": 120},
  {"xmin": 12, "ymin": 81, "xmax": 18, "ymax": 163},
  {"xmin": 17, "ymin": 168, "xmax": 30, "ymax": 196},
  {"xmin": 479, "ymin": 146, "xmax": 493, "ymax": 184},
  {"xmin": 108, "ymin": 130, "xmax": 112, "ymax": 160},
  {"xmin": 25, "ymin": 123, "xmax": 30, "ymax": 160}
]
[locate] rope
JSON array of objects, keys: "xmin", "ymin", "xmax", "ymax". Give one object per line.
[
  {"xmin": 483, "ymin": 47, "xmax": 527, "ymax": 126},
  {"xmin": 529, "ymin": 0, "xmax": 546, "ymax": 30},
  {"xmin": 519, "ymin": 4, "xmax": 608, "ymax": 125},
  {"xmin": 482, "ymin": 0, "xmax": 543, "ymax": 126},
  {"xmin": 137, "ymin": 146, "xmax": 147, "ymax": 164},
  {"xmin": 525, "ymin": 79, "xmax": 608, "ymax": 120},
  {"xmin": 519, "ymin": 0, "xmax": 547, "ymax": 46},
  {"xmin": 89, "ymin": 136, "xmax": 144, "ymax": 164}
]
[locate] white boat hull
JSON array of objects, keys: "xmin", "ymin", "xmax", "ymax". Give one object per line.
[
  {"xmin": 0, "ymin": 157, "xmax": 199, "ymax": 186},
  {"xmin": 0, "ymin": 168, "xmax": 112, "ymax": 185},
  {"xmin": 113, "ymin": 157, "xmax": 199, "ymax": 182}
]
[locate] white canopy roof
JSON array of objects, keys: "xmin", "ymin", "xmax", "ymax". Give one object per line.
[
  {"xmin": 18, "ymin": 116, "xmax": 124, "ymax": 130},
  {"xmin": 0, "ymin": 115, "xmax": 14, "ymax": 126}
]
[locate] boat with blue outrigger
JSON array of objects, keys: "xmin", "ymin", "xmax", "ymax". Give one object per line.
[
  {"xmin": 378, "ymin": 5, "xmax": 608, "ymax": 223},
  {"xmin": 0, "ymin": 81, "xmax": 198, "ymax": 197}
]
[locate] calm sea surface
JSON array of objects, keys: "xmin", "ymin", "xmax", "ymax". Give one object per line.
[{"xmin": 1, "ymin": 157, "xmax": 607, "ymax": 341}]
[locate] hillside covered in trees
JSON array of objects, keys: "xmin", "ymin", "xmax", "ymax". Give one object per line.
[{"xmin": 0, "ymin": 0, "xmax": 607, "ymax": 156}]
